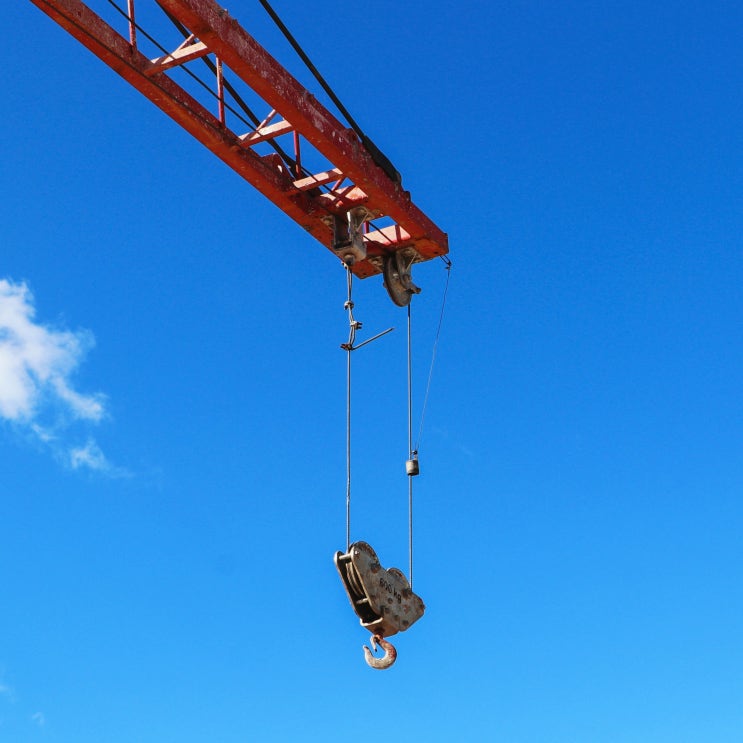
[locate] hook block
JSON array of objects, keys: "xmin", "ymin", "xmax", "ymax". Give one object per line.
[{"xmin": 334, "ymin": 541, "xmax": 425, "ymax": 638}]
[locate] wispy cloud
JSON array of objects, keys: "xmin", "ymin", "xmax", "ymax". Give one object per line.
[
  {"xmin": 0, "ymin": 672, "xmax": 46, "ymax": 729},
  {"xmin": 31, "ymin": 711, "xmax": 46, "ymax": 727},
  {"xmin": 0, "ymin": 278, "xmax": 122, "ymax": 473},
  {"xmin": 0, "ymin": 682, "xmax": 16, "ymax": 704},
  {"xmin": 69, "ymin": 438, "xmax": 127, "ymax": 477}
]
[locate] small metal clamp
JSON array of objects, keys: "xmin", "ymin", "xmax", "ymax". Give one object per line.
[{"xmin": 332, "ymin": 207, "xmax": 373, "ymax": 266}]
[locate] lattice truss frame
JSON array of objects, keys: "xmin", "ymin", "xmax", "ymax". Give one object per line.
[{"xmin": 30, "ymin": 0, "xmax": 449, "ymax": 277}]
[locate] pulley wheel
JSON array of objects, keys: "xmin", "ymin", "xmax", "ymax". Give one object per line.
[{"xmin": 383, "ymin": 252, "xmax": 416, "ymax": 307}]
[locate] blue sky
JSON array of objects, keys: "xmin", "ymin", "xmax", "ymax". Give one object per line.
[{"xmin": 3, "ymin": 1, "xmax": 743, "ymax": 741}]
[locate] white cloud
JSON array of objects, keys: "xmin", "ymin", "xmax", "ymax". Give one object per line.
[
  {"xmin": 69, "ymin": 439, "xmax": 109, "ymax": 472},
  {"xmin": 31, "ymin": 712, "xmax": 46, "ymax": 727},
  {"xmin": 0, "ymin": 278, "xmax": 119, "ymax": 472},
  {"xmin": 0, "ymin": 279, "xmax": 105, "ymax": 422}
]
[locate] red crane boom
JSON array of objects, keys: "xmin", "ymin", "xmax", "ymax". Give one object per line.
[{"xmin": 29, "ymin": 0, "xmax": 448, "ymax": 285}]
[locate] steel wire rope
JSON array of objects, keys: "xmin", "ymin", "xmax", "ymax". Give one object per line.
[
  {"xmin": 112, "ymin": 1, "xmax": 404, "ymax": 242},
  {"xmin": 256, "ymin": 0, "xmax": 401, "ymax": 183},
  {"xmin": 339, "ymin": 269, "xmax": 394, "ymax": 550},
  {"xmin": 341, "ymin": 265, "xmax": 360, "ymax": 551},
  {"xmin": 154, "ymin": 3, "xmax": 308, "ymax": 176},
  {"xmin": 108, "ymin": 0, "xmax": 314, "ymax": 179},
  {"xmin": 406, "ymin": 257, "xmax": 451, "ymax": 588},
  {"xmin": 154, "ymin": 0, "xmax": 392, "ymax": 194},
  {"xmin": 106, "ymin": 0, "xmax": 260, "ymax": 129},
  {"xmin": 100, "ymin": 5, "xmax": 438, "ymax": 571},
  {"xmin": 406, "ymin": 302, "xmax": 415, "ymax": 588},
  {"xmin": 415, "ymin": 256, "xmax": 452, "ymax": 453},
  {"xmin": 139, "ymin": 1, "xmax": 397, "ymax": 208}
]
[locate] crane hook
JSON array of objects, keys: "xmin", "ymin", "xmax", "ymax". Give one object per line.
[{"xmin": 363, "ymin": 635, "xmax": 397, "ymax": 670}]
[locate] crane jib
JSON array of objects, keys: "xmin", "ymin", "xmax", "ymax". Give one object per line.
[{"xmin": 29, "ymin": 0, "xmax": 449, "ymax": 280}]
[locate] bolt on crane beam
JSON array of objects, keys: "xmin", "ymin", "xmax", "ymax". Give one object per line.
[{"xmin": 29, "ymin": 0, "xmax": 449, "ymax": 279}]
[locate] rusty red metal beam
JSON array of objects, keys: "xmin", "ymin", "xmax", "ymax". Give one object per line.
[
  {"xmin": 29, "ymin": 0, "xmax": 332, "ymax": 243},
  {"xmin": 156, "ymin": 0, "xmax": 448, "ymax": 256},
  {"xmin": 28, "ymin": 0, "xmax": 448, "ymax": 277}
]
